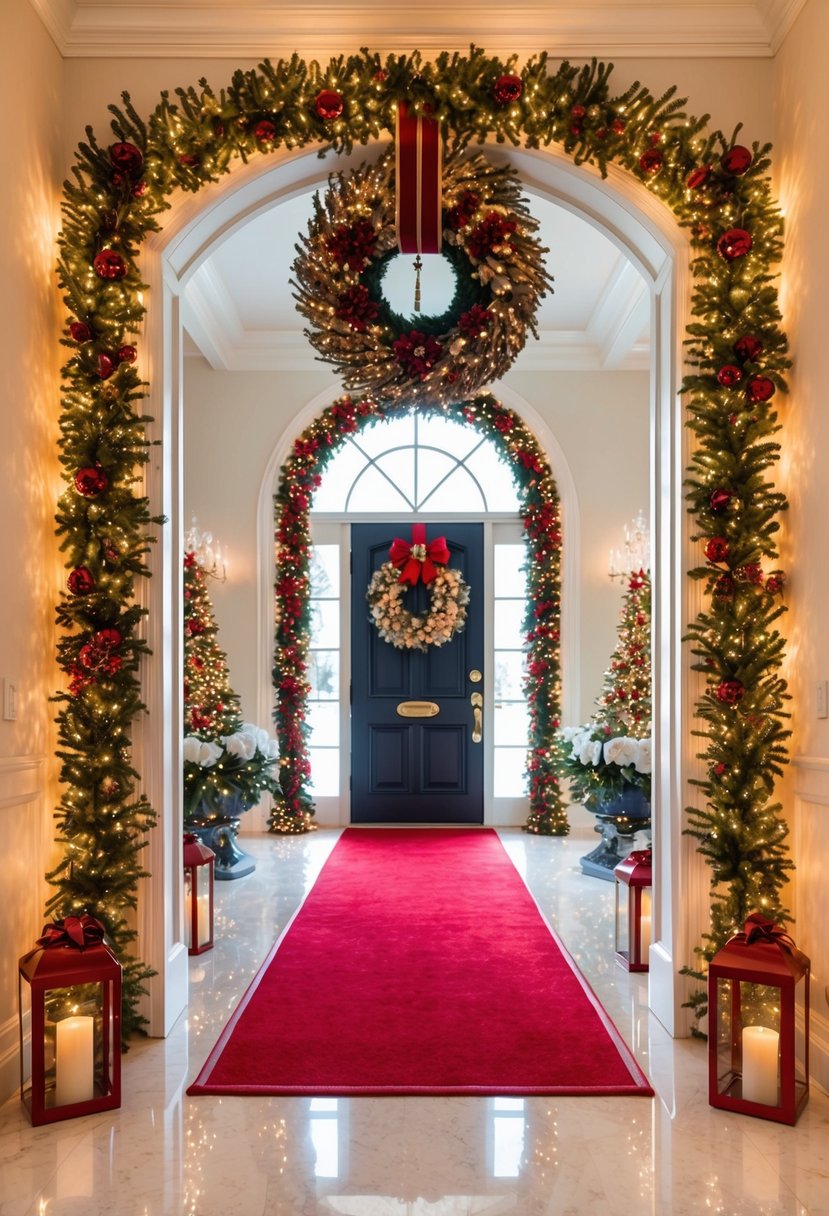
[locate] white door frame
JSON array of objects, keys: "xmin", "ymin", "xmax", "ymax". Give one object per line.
[{"xmin": 137, "ymin": 139, "xmax": 705, "ymax": 1038}]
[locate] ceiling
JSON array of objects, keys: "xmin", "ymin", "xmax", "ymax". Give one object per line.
[{"xmin": 32, "ymin": 0, "xmax": 804, "ymax": 374}]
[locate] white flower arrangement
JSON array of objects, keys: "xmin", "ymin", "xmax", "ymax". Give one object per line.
[
  {"xmin": 557, "ymin": 723, "xmax": 651, "ymax": 807},
  {"xmin": 366, "ymin": 562, "xmax": 470, "ymax": 651},
  {"xmin": 183, "ymin": 721, "xmax": 280, "ymax": 821}
]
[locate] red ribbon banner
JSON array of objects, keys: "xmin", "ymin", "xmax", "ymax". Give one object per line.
[
  {"xmin": 389, "ymin": 523, "xmax": 450, "ymax": 586},
  {"xmin": 395, "ymin": 101, "xmax": 442, "ymax": 254},
  {"xmin": 36, "ymin": 914, "xmax": 107, "ymax": 951}
]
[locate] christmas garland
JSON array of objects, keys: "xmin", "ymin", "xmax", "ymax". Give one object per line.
[
  {"xmin": 54, "ymin": 49, "xmax": 790, "ymax": 1035},
  {"xmin": 271, "ymin": 391, "xmax": 565, "ymax": 834},
  {"xmin": 292, "ymin": 147, "xmax": 554, "ymax": 405},
  {"xmin": 366, "ymin": 561, "xmax": 470, "ymax": 651}
]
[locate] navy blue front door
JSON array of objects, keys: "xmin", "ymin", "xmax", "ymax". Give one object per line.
[{"xmin": 351, "ymin": 522, "xmax": 484, "ymax": 824}]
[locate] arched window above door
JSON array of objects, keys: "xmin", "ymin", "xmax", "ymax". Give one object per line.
[{"xmin": 310, "ymin": 412, "xmax": 521, "ymax": 514}]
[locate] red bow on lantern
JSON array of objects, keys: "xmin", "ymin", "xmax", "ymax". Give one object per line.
[
  {"xmin": 389, "ymin": 523, "xmax": 450, "ymax": 586},
  {"xmin": 36, "ymin": 914, "xmax": 106, "ymax": 951}
]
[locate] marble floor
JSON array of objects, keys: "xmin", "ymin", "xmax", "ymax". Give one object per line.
[{"xmin": 2, "ymin": 822, "xmax": 827, "ymax": 1216}]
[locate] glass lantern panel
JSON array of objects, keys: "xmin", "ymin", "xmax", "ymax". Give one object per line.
[
  {"xmin": 47, "ymin": 984, "xmax": 104, "ymax": 1108},
  {"xmin": 184, "ymin": 869, "xmax": 193, "ymax": 949},
  {"xmin": 194, "ymin": 863, "xmax": 212, "ymax": 948},
  {"xmin": 614, "ymin": 882, "xmax": 629, "ymax": 958},
  {"xmin": 795, "ymin": 979, "xmax": 808, "ymax": 1089}
]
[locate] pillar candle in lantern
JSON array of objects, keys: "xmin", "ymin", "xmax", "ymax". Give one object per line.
[
  {"xmin": 55, "ymin": 1015, "xmax": 95, "ymax": 1106},
  {"xmin": 742, "ymin": 1025, "xmax": 779, "ymax": 1105}
]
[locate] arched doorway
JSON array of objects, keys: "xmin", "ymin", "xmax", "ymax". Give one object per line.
[{"xmin": 137, "ymin": 138, "xmax": 696, "ymax": 1040}]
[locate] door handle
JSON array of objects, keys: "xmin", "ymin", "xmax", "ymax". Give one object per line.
[{"xmin": 471, "ymin": 692, "xmax": 483, "ymax": 744}]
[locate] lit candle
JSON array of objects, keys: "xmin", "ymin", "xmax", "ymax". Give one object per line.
[
  {"xmin": 742, "ymin": 1025, "xmax": 780, "ymax": 1105},
  {"xmin": 640, "ymin": 889, "xmax": 652, "ymax": 958},
  {"xmin": 55, "ymin": 1015, "xmax": 95, "ymax": 1106},
  {"xmin": 197, "ymin": 893, "xmax": 210, "ymax": 946}
]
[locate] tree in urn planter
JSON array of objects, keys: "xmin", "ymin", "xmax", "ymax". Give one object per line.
[
  {"xmin": 183, "ymin": 549, "xmax": 280, "ymax": 876},
  {"xmin": 556, "ymin": 567, "xmax": 652, "ymax": 879}
]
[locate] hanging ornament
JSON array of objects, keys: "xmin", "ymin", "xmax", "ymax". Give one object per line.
[
  {"xmin": 705, "ymin": 537, "xmax": 730, "ymax": 563},
  {"xmin": 686, "ymin": 165, "xmax": 712, "ymax": 190},
  {"xmin": 314, "ymin": 89, "xmax": 344, "ymax": 121},
  {"xmin": 717, "ymin": 228, "xmax": 753, "ymax": 260},
  {"xmin": 734, "ymin": 334, "xmax": 764, "ymax": 362},
  {"xmin": 117, "ymin": 344, "xmax": 137, "ymax": 364},
  {"xmin": 254, "ymin": 119, "xmax": 276, "ymax": 142},
  {"xmin": 413, "ymin": 254, "xmax": 422, "ymax": 312},
  {"xmin": 717, "ymin": 364, "xmax": 743, "ymax": 387},
  {"xmin": 67, "ymin": 566, "xmax": 96, "ymax": 595},
  {"xmin": 721, "ymin": 145, "xmax": 753, "ymax": 176},
  {"xmin": 639, "ymin": 149, "xmax": 663, "ymax": 175},
  {"xmin": 709, "ymin": 488, "xmax": 733, "ymax": 513},
  {"xmin": 109, "ymin": 141, "xmax": 144, "ymax": 176},
  {"xmin": 97, "ymin": 352, "xmax": 117, "ymax": 379},
  {"xmin": 69, "ymin": 321, "xmax": 93, "ymax": 343},
  {"xmin": 74, "ymin": 465, "xmax": 109, "ymax": 497},
  {"xmin": 494, "ymin": 74, "xmax": 523, "ymax": 105},
  {"xmin": 747, "ymin": 375, "xmax": 776, "ymax": 403},
  {"xmin": 93, "ymin": 249, "xmax": 128, "ymax": 280}
]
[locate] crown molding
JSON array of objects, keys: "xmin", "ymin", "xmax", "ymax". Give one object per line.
[{"xmin": 29, "ymin": 0, "xmax": 799, "ymax": 60}]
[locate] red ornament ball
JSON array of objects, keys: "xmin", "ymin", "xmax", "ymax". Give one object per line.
[
  {"xmin": 721, "ymin": 144, "xmax": 752, "ymax": 176},
  {"xmin": 716, "ymin": 679, "xmax": 745, "ymax": 706},
  {"xmin": 69, "ymin": 321, "xmax": 93, "ymax": 344},
  {"xmin": 493, "ymin": 74, "xmax": 523, "ymax": 106},
  {"xmin": 717, "ymin": 364, "xmax": 743, "ymax": 387},
  {"xmin": 705, "ymin": 537, "xmax": 730, "ymax": 563},
  {"xmin": 67, "ymin": 566, "xmax": 96, "ymax": 595},
  {"xmin": 570, "ymin": 104, "xmax": 586, "ymax": 119},
  {"xmin": 765, "ymin": 574, "xmax": 785, "ymax": 596},
  {"xmin": 714, "ymin": 574, "xmax": 735, "ymax": 598},
  {"xmin": 734, "ymin": 334, "xmax": 764, "ymax": 362},
  {"xmin": 686, "ymin": 165, "xmax": 712, "ymax": 191},
  {"xmin": 117, "ymin": 344, "xmax": 137, "ymax": 364},
  {"xmin": 747, "ymin": 375, "xmax": 775, "ymax": 403},
  {"xmin": 709, "ymin": 487, "xmax": 733, "ymax": 514},
  {"xmin": 639, "ymin": 149, "xmax": 663, "ymax": 175},
  {"xmin": 93, "ymin": 248, "xmax": 128, "ymax": 280},
  {"xmin": 97, "ymin": 352, "xmax": 116, "ymax": 380},
  {"xmin": 95, "ymin": 628, "xmax": 123, "ymax": 650},
  {"xmin": 315, "ymin": 89, "xmax": 344, "ymax": 121},
  {"xmin": 611, "ymin": 117, "xmax": 626, "ymax": 134},
  {"xmin": 109, "ymin": 141, "xmax": 144, "ymax": 176},
  {"xmin": 74, "ymin": 465, "xmax": 109, "ymax": 497},
  {"xmin": 717, "ymin": 228, "xmax": 752, "ymax": 260},
  {"xmin": 254, "ymin": 119, "xmax": 276, "ymax": 142}
]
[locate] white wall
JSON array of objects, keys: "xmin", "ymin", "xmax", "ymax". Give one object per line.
[
  {"xmin": 0, "ymin": 0, "xmax": 64, "ymax": 1100},
  {"xmin": 183, "ymin": 360, "xmax": 649, "ymax": 736},
  {"xmin": 773, "ymin": 0, "xmax": 829, "ymax": 1093}
]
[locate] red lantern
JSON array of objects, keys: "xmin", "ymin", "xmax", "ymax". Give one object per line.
[
  {"xmin": 708, "ymin": 914, "xmax": 810, "ymax": 1124},
  {"xmin": 613, "ymin": 849, "xmax": 652, "ymax": 972},
  {"xmin": 184, "ymin": 833, "xmax": 214, "ymax": 955},
  {"xmin": 18, "ymin": 917, "xmax": 121, "ymax": 1125}
]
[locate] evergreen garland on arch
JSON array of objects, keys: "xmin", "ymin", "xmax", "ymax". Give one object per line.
[
  {"xmin": 271, "ymin": 391, "xmax": 566, "ymax": 835},
  {"xmin": 54, "ymin": 48, "xmax": 790, "ymax": 1034}
]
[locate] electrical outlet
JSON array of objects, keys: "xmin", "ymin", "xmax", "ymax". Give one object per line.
[
  {"xmin": 3, "ymin": 678, "xmax": 17, "ymax": 721},
  {"xmin": 818, "ymin": 680, "xmax": 829, "ymax": 720}
]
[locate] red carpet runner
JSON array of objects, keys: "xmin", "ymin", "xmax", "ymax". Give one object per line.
[{"xmin": 188, "ymin": 828, "xmax": 653, "ymax": 1096}]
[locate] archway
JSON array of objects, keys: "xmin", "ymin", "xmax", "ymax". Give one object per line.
[{"xmin": 54, "ymin": 56, "xmax": 789, "ymax": 1044}]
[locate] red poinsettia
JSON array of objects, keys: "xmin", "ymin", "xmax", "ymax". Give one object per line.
[
  {"xmin": 458, "ymin": 304, "xmax": 492, "ymax": 339},
  {"xmin": 335, "ymin": 283, "xmax": 380, "ymax": 331},
  {"xmin": 326, "ymin": 219, "xmax": 377, "ymax": 271},
  {"xmin": 466, "ymin": 212, "xmax": 517, "ymax": 260},
  {"xmin": 392, "ymin": 331, "xmax": 443, "ymax": 379},
  {"xmin": 445, "ymin": 190, "xmax": 480, "ymax": 231}
]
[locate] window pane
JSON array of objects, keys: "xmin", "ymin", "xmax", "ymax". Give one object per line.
[
  {"xmin": 373, "ymin": 447, "xmax": 416, "ymax": 506},
  {"xmin": 494, "ymin": 544, "xmax": 525, "ymax": 586},
  {"xmin": 310, "ymin": 599, "xmax": 339, "ymax": 649},
  {"xmin": 309, "ymin": 748, "xmax": 339, "ymax": 796},
  {"xmin": 494, "ymin": 702, "xmax": 530, "ymax": 746},
  {"xmin": 347, "ymin": 463, "xmax": 412, "ymax": 512},
  {"xmin": 493, "ymin": 748, "xmax": 527, "ymax": 798},
  {"xmin": 463, "ymin": 443, "xmax": 520, "ymax": 511},
  {"xmin": 352, "ymin": 414, "xmax": 414, "ymax": 457},
  {"xmin": 417, "ymin": 412, "xmax": 481, "ymax": 461},
  {"xmin": 307, "ymin": 701, "xmax": 339, "ymax": 747},
  {"xmin": 311, "ymin": 440, "xmax": 366, "ymax": 511},
  {"xmin": 308, "ymin": 650, "xmax": 339, "ymax": 698},
  {"xmin": 494, "ymin": 600, "xmax": 526, "ymax": 649},
  {"xmin": 418, "ymin": 462, "xmax": 486, "ymax": 512},
  {"xmin": 310, "ymin": 545, "xmax": 340, "ymax": 597},
  {"xmin": 494, "ymin": 651, "xmax": 524, "ymax": 700}
]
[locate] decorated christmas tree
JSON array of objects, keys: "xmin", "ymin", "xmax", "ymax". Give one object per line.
[
  {"xmin": 183, "ymin": 550, "xmax": 280, "ymax": 821},
  {"xmin": 557, "ymin": 569, "xmax": 652, "ymax": 810}
]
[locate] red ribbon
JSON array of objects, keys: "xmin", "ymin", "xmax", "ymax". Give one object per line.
[
  {"xmin": 739, "ymin": 912, "xmax": 798, "ymax": 953},
  {"xmin": 625, "ymin": 849, "xmax": 653, "ymax": 866},
  {"xmin": 36, "ymin": 914, "xmax": 106, "ymax": 951},
  {"xmin": 389, "ymin": 523, "xmax": 450, "ymax": 586},
  {"xmin": 395, "ymin": 102, "xmax": 442, "ymax": 254}
]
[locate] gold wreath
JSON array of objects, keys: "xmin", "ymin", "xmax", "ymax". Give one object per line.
[{"xmin": 366, "ymin": 562, "xmax": 470, "ymax": 651}]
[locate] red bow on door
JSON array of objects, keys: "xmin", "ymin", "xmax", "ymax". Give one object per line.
[{"xmin": 389, "ymin": 523, "xmax": 450, "ymax": 586}]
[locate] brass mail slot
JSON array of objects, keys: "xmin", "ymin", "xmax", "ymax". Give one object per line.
[{"xmin": 396, "ymin": 700, "xmax": 440, "ymax": 718}]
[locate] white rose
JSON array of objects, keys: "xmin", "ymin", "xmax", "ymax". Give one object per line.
[
  {"xmin": 197, "ymin": 739, "xmax": 223, "ymax": 767},
  {"xmin": 604, "ymin": 736, "xmax": 640, "ymax": 768},
  {"xmin": 578, "ymin": 738, "xmax": 603, "ymax": 766},
  {"xmin": 224, "ymin": 731, "xmax": 256, "ymax": 760},
  {"xmin": 634, "ymin": 738, "xmax": 652, "ymax": 774},
  {"xmin": 182, "ymin": 735, "xmax": 203, "ymax": 764}
]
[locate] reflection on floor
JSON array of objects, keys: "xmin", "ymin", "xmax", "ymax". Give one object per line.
[{"xmin": 2, "ymin": 821, "xmax": 827, "ymax": 1215}]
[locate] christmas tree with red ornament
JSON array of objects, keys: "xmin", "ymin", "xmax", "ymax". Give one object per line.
[
  {"xmin": 183, "ymin": 553, "xmax": 280, "ymax": 821},
  {"xmin": 556, "ymin": 570, "xmax": 652, "ymax": 809}
]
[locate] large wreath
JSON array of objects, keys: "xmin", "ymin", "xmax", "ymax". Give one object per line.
[
  {"xmin": 292, "ymin": 146, "xmax": 554, "ymax": 405},
  {"xmin": 367, "ymin": 561, "xmax": 470, "ymax": 651}
]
